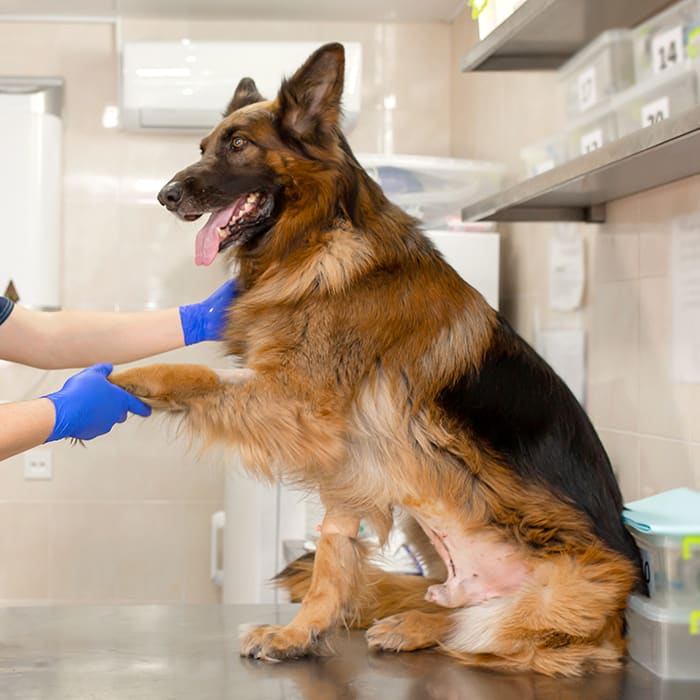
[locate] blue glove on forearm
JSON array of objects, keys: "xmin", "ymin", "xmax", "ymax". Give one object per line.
[
  {"xmin": 44, "ymin": 363, "xmax": 152, "ymax": 442},
  {"xmin": 178, "ymin": 279, "xmax": 238, "ymax": 346}
]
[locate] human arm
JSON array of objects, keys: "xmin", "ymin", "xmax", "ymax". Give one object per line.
[
  {"xmin": 0, "ymin": 280, "xmax": 236, "ymax": 370},
  {"xmin": 0, "ymin": 398, "xmax": 55, "ymax": 461},
  {"xmin": 0, "ymin": 363, "xmax": 151, "ymax": 461}
]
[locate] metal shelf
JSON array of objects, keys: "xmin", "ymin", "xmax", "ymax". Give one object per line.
[
  {"xmin": 461, "ymin": 106, "xmax": 700, "ymax": 223},
  {"xmin": 461, "ymin": 0, "xmax": 672, "ymax": 72}
]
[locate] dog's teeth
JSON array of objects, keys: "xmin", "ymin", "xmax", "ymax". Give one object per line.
[{"xmin": 217, "ymin": 226, "xmax": 228, "ymax": 239}]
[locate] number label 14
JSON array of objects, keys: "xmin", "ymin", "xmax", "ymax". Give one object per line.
[{"xmin": 652, "ymin": 25, "xmax": 684, "ymax": 73}]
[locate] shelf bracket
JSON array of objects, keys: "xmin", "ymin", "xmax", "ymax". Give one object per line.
[{"xmin": 474, "ymin": 203, "xmax": 606, "ymax": 223}]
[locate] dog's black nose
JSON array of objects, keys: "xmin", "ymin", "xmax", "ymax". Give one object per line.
[{"xmin": 158, "ymin": 181, "xmax": 184, "ymax": 208}]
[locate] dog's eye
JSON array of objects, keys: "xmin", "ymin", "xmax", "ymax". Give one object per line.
[{"xmin": 231, "ymin": 136, "xmax": 247, "ymax": 151}]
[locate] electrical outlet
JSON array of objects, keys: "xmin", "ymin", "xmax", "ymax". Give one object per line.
[{"xmin": 24, "ymin": 448, "xmax": 53, "ymax": 480}]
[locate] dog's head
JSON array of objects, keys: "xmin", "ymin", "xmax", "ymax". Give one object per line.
[{"xmin": 158, "ymin": 42, "xmax": 349, "ymax": 266}]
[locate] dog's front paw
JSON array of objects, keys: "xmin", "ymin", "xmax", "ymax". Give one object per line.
[
  {"xmin": 110, "ymin": 363, "xmax": 220, "ymax": 410},
  {"xmin": 367, "ymin": 612, "xmax": 443, "ymax": 652},
  {"xmin": 239, "ymin": 623, "xmax": 331, "ymax": 661}
]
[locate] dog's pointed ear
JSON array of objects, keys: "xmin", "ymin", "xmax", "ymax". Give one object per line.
[
  {"xmin": 224, "ymin": 77, "xmax": 264, "ymax": 116},
  {"xmin": 277, "ymin": 42, "xmax": 345, "ymax": 141}
]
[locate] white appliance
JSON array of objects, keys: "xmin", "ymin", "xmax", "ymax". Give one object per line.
[
  {"xmin": 0, "ymin": 78, "xmax": 63, "ymax": 309},
  {"xmin": 216, "ymin": 231, "xmax": 500, "ymax": 603},
  {"xmin": 120, "ymin": 40, "xmax": 362, "ymax": 131}
]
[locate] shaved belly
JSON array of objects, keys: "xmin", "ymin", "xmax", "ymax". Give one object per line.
[{"xmin": 408, "ymin": 508, "xmax": 531, "ymax": 608}]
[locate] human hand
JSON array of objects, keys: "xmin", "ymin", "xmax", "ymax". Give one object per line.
[
  {"xmin": 44, "ymin": 363, "xmax": 152, "ymax": 442},
  {"xmin": 178, "ymin": 279, "xmax": 238, "ymax": 345}
]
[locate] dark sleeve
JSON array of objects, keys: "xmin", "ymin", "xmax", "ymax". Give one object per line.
[{"xmin": 0, "ymin": 296, "xmax": 15, "ymax": 326}]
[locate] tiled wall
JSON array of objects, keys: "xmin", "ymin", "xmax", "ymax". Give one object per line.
[
  {"xmin": 450, "ymin": 10, "xmax": 700, "ymax": 503},
  {"xmin": 0, "ymin": 17, "xmax": 451, "ymax": 604}
]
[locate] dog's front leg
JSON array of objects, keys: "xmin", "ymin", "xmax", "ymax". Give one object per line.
[
  {"xmin": 240, "ymin": 513, "xmax": 366, "ymax": 661},
  {"xmin": 110, "ymin": 363, "xmax": 223, "ymax": 410}
]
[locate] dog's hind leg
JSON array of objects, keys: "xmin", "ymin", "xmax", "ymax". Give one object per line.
[
  {"xmin": 240, "ymin": 515, "xmax": 367, "ymax": 661},
  {"xmin": 440, "ymin": 551, "xmax": 634, "ymax": 676},
  {"xmin": 366, "ymin": 609, "xmax": 455, "ymax": 652}
]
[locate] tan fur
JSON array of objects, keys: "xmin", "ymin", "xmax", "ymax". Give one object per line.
[{"xmin": 111, "ymin": 43, "xmax": 638, "ymax": 676}]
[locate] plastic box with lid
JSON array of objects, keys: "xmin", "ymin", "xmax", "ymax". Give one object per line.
[
  {"xmin": 627, "ymin": 595, "xmax": 700, "ymax": 679},
  {"xmin": 623, "ymin": 488, "xmax": 700, "ymax": 606},
  {"xmin": 358, "ymin": 154, "xmax": 506, "ymax": 229},
  {"xmin": 627, "ymin": 528, "xmax": 700, "ymax": 607},
  {"xmin": 520, "ymin": 133, "xmax": 569, "ymax": 177},
  {"xmin": 559, "ymin": 30, "xmax": 635, "ymax": 117},
  {"xmin": 633, "ymin": 0, "xmax": 700, "ymax": 84},
  {"xmin": 616, "ymin": 63, "xmax": 699, "ymax": 138},
  {"xmin": 565, "ymin": 102, "xmax": 618, "ymax": 159}
]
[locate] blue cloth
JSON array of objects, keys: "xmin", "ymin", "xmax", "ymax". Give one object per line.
[
  {"xmin": 0, "ymin": 296, "xmax": 14, "ymax": 325},
  {"xmin": 623, "ymin": 488, "xmax": 700, "ymax": 535}
]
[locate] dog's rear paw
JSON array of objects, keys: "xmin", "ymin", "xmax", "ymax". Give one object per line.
[
  {"xmin": 110, "ymin": 363, "xmax": 220, "ymax": 410},
  {"xmin": 239, "ymin": 623, "xmax": 331, "ymax": 661},
  {"xmin": 367, "ymin": 611, "xmax": 446, "ymax": 652}
]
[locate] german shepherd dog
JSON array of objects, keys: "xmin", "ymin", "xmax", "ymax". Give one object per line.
[{"xmin": 111, "ymin": 43, "xmax": 642, "ymax": 676}]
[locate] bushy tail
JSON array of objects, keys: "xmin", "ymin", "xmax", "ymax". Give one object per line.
[{"xmin": 274, "ymin": 552, "xmax": 443, "ymax": 629}]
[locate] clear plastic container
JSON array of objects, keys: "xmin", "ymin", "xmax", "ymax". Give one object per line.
[
  {"xmin": 358, "ymin": 154, "xmax": 506, "ymax": 229},
  {"xmin": 627, "ymin": 594, "xmax": 700, "ymax": 679},
  {"xmin": 520, "ymin": 133, "xmax": 569, "ymax": 177},
  {"xmin": 633, "ymin": 0, "xmax": 700, "ymax": 83},
  {"xmin": 616, "ymin": 63, "xmax": 699, "ymax": 138},
  {"xmin": 559, "ymin": 30, "xmax": 635, "ymax": 116},
  {"xmin": 565, "ymin": 102, "xmax": 618, "ymax": 159},
  {"xmin": 628, "ymin": 528, "xmax": 700, "ymax": 606}
]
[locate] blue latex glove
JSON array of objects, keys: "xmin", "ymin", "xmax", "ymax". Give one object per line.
[
  {"xmin": 44, "ymin": 363, "xmax": 152, "ymax": 442},
  {"xmin": 178, "ymin": 279, "xmax": 237, "ymax": 345}
]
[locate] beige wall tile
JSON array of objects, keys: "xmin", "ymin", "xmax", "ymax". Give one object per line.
[
  {"xmin": 593, "ymin": 234, "xmax": 639, "ymax": 284},
  {"xmin": 637, "ymin": 277, "xmax": 699, "ymax": 442},
  {"xmin": 178, "ymin": 503, "xmax": 225, "ymax": 603},
  {"xmin": 0, "ymin": 504, "xmax": 49, "ymax": 600},
  {"xmin": 692, "ymin": 444, "xmax": 700, "ymax": 492},
  {"xmin": 587, "ymin": 280, "xmax": 640, "ymax": 432},
  {"xmin": 598, "ymin": 430, "xmax": 640, "ymax": 503},
  {"xmin": 639, "ymin": 437, "xmax": 696, "ymax": 498},
  {"xmin": 449, "ymin": 10, "xmax": 565, "ymax": 174},
  {"xmin": 639, "ymin": 232, "xmax": 671, "ymax": 279},
  {"xmin": 47, "ymin": 502, "xmax": 222, "ymax": 603}
]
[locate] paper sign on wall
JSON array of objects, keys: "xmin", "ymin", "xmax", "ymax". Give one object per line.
[
  {"xmin": 671, "ymin": 213, "xmax": 700, "ymax": 383},
  {"xmin": 549, "ymin": 225, "xmax": 585, "ymax": 311}
]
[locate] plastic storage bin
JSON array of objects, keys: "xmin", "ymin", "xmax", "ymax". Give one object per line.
[
  {"xmin": 616, "ymin": 64, "xmax": 699, "ymax": 137},
  {"xmin": 520, "ymin": 133, "xmax": 568, "ymax": 177},
  {"xmin": 628, "ymin": 529, "xmax": 700, "ymax": 606},
  {"xmin": 634, "ymin": 0, "xmax": 700, "ymax": 83},
  {"xmin": 358, "ymin": 154, "xmax": 506, "ymax": 229},
  {"xmin": 627, "ymin": 595, "xmax": 700, "ymax": 679},
  {"xmin": 559, "ymin": 30, "xmax": 635, "ymax": 116},
  {"xmin": 566, "ymin": 103, "xmax": 618, "ymax": 158}
]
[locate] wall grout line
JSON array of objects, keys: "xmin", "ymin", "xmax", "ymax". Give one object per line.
[{"xmin": 597, "ymin": 427, "xmax": 700, "ymax": 447}]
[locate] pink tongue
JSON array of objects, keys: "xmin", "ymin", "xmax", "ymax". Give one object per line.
[{"xmin": 194, "ymin": 204, "xmax": 237, "ymax": 266}]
